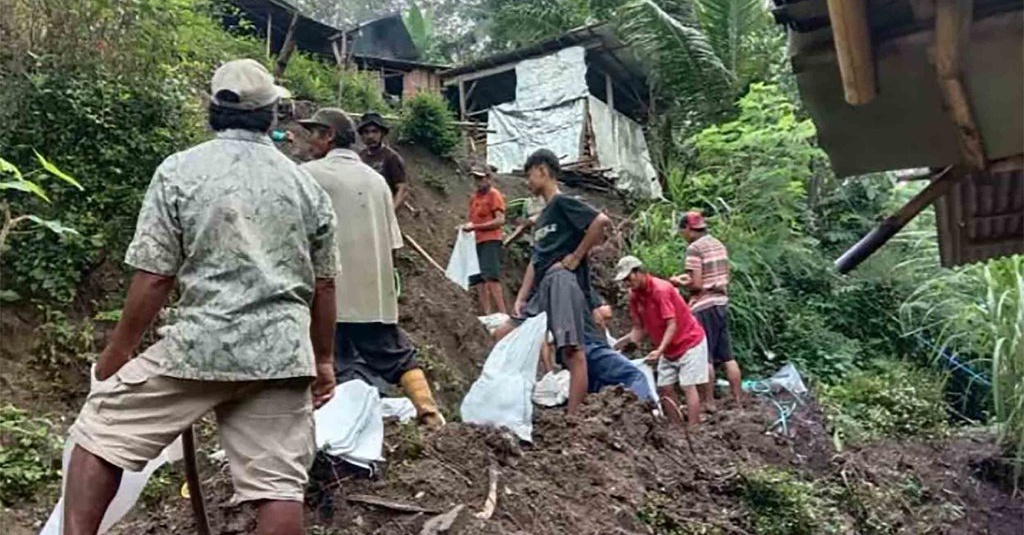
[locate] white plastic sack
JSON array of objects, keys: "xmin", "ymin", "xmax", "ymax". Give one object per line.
[
  {"xmin": 314, "ymin": 380, "xmax": 385, "ymax": 468},
  {"xmin": 478, "ymin": 313, "xmax": 511, "ymax": 335},
  {"xmin": 460, "ymin": 314, "xmax": 547, "ymax": 441},
  {"xmin": 768, "ymin": 363, "xmax": 808, "ymax": 396},
  {"xmin": 445, "ymin": 230, "xmax": 480, "ymax": 291},
  {"xmin": 532, "ymin": 370, "xmax": 570, "ymax": 407},
  {"xmin": 41, "ymin": 367, "xmax": 183, "ymax": 535},
  {"xmin": 381, "ymin": 397, "xmax": 417, "ymax": 422}
]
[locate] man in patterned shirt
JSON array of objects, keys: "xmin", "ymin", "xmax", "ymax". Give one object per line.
[
  {"xmin": 673, "ymin": 211, "xmax": 744, "ymax": 409},
  {"xmin": 62, "ymin": 59, "xmax": 339, "ymax": 535}
]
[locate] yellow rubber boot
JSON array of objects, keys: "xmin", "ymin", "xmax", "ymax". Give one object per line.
[{"xmin": 399, "ymin": 368, "xmax": 445, "ymax": 429}]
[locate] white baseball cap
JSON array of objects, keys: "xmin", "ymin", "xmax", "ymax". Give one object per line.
[
  {"xmin": 210, "ymin": 59, "xmax": 290, "ymax": 110},
  {"xmin": 614, "ymin": 255, "xmax": 644, "ymax": 281}
]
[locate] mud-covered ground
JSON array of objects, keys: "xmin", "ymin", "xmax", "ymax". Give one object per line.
[
  {"xmin": 112, "ymin": 390, "xmax": 1022, "ymax": 535},
  {"xmin": 2, "ymin": 140, "xmax": 1021, "ymax": 534}
]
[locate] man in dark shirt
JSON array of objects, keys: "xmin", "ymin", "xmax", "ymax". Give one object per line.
[
  {"xmin": 357, "ymin": 111, "xmax": 409, "ymax": 209},
  {"xmin": 507, "ymin": 149, "xmax": 612, "ymax": 413}
]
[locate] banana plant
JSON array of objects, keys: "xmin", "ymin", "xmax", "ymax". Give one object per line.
[{"xmin": 0, "ymin": 153, "xmax": 83, "ymax": 260}]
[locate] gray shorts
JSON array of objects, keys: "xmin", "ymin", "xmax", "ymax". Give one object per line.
[{"xmin": 519, "ymin": 267, "xmax": 591, "ymax": 353}]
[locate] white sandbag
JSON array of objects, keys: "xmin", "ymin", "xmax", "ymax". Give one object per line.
[
  {"xmin": 380, "ymin": 397, "xmax": 417, "ymax": 422},
  {"xmin": 314, "ymin": 380, "xmax": 385, "ymax": 467},
  {"xmin": 768, "ymin": 363, "xmax": 808, "ymax": 396},
  {"xmin": 478, "ymin": 313, "xmax": 511, "ymax": 335},
  {"xmin": 532, "ymin": 370, "xmax": 570, "ymax": 407},
  {"xmin": 460, "ymin": 313, "xmax": 547, "ymax": 441},
  {"xmin": 445, "ymin": 230, "xmax": 480, "ymax": 290},
  {"xmin": 41, "ymin": 367, "xmax": 183, "ymax": 535}
]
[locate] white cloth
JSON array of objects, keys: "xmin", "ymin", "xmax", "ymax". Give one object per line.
[
  {"xmin": 656, "ymin": 338, "xmax": 710, "ymax": 387},
  {"xmin": 314, "ymin": 380, "xmax": 418, "ymax": 469},
  {"xmin": 532, "ymin": 370, "xmax": 571, "ymax": 407},
  {"xmin": 446, "ymin": 230, "xmax": 481, "ymax": 290},
  {"xmin": 461, "ymin": 314, "xmax": 547, "ymax": 441},
  {"xmin": 302, "ymin": 148, "xmax": 404, "ymax": 323},
  {"xmin": 40, "ymin": 366, "xmax": 184, "ymax": 535},
  {"xmin": 478, "ymin": 313, "xmax": 511, "ymax": 334}
]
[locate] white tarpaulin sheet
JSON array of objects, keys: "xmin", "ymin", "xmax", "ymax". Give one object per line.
[
  {"xmin": 513, "ymin": 46, "xmax": 588, "ymax": 109},
  {"xmin": 588, "ymin": 96, "xmax": 662, "ymax": 198},
  {"xmin": 487, "ymin": 46, "xmax": 589, "ymax": 174},
  {"xmin": 488, "ymin": 99, "xmax": 586, "ymax": 174}
]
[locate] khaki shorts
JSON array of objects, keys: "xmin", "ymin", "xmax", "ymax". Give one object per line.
[
  {"xmin": 69, "ymin": 357, "xmax": 314, "ymax": 504},
  {"xmin": 656, "ymin": 338, "xmax": 709, "ymax": 388}
]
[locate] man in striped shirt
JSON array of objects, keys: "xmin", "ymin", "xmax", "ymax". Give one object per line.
[{"xmin": 672, "ymin": 211, "xmax": 744, "ymax": 410}]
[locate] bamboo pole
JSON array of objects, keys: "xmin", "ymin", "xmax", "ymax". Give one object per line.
[
  {"xmin": 826, "ymin": 0, "xmax": 877, "ymax": 105},
  {"xmin": 835, "ymin": 166, "xmax": 963, "ymax": 273}
]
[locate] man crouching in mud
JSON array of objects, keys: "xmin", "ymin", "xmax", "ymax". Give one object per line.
[{"xmin": 494, "ymin": 149, "xmax": 611, "ymax": 413}]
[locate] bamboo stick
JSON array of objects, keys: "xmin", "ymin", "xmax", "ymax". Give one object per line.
[{"xmin": 826, "ymin": 0, "xmax": 877, "ymax": 105}]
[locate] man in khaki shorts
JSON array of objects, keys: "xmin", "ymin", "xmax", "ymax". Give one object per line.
[
  {"xmin": 62, "ymin": 59, "xmax": 340, "ymax": 535},
  {"xmin": 615, "ymin": 256, "xmax": 708, "ymax": 427}
]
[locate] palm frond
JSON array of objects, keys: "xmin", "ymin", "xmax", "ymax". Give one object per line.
[
  {"xmin": 618, "ymin": 0, "xmax": 734, "ymax": 113},
  {"xmin": 695, "ymin": 0, "xmax": 768, "ymax": 73}
]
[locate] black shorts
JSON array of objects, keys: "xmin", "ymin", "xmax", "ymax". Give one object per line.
[
  {"xmin": 334, "ymin": 322, "xmax": 420, "ymax": 386},
  {"xmin": 470, "ymin": 240, "xmax": 503, "ymax": 285},
  {"xmin": 694, "ymin": 305, "xmax": 734, "ymax": 365}
]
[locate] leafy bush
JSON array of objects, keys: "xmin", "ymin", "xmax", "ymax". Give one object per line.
[
  {"xmin": 282, "ymin": 54, "xmax": 389, "ymax": 112},
  {"xmin": 822, "ymin": 361, "xmax": 949, "ymax": 445},
  {"xmin": 397, "ymin": 92, "xmax": 460, "ymax": 156},
  {"xmin": 0, "ymin": 0, "xmax": 363, "ymax": 303},
  {"xmin": 628, "ymin": 83, "xmax": 917, "ymax": 385},
  {"xmin": 0, "ymin": 405, "xmax": 63, "ymax": 504}
]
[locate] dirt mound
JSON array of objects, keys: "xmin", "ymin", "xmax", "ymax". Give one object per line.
[{"xmin": 110, "ymin": 388, "xmax": 1021, "ymax": 535}]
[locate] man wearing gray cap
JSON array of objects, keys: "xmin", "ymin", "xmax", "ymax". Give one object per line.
[
  {"xmin": 299, "ymin": 108, "xmax": 444, "ymax": 429},
  {"xmin": 61, "ymin": 59, "xmax": 339, "ymax": 535}
]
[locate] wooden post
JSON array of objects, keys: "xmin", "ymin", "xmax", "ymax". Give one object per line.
[
  {"xmin": 826, "ymin": 0, "xmax": 877, "ymax": 105},
  {"xmin": 274, "ymin": 12, "xmax": 299, "ymax": 79},
  {"xmin": 340, "ymin": 31, "xmax": 349, "ymax": 69},
  {"xmin": 182, "ymin": 427, "xmax": 211, "ymax": 535},
  {"xmin": 605, "ymin": 72, "xmax": 614, "ymax": 110},
  {"xmin": 835, "ymin": 166, "xmax": 963, "ymax": 273},
  {"xmin": 935, "ymin": 0, "xmax": 986, "ymax": 171},
  {"xmin": 458, "ymin": 79, "xmax": 467, "ymax": 120},
  {"xmin": 266, "ymin": 12, "xmax": 273, "ymax": 58}
]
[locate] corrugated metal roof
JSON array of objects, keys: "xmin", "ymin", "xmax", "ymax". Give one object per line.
[{"xmin": 935, "ymin": 170, "xmax": 1024, "ymax": 267}]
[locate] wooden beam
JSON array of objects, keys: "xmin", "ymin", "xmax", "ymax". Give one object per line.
[
  {"xmin": 266, "ymin": 11, "xmax": 273, "ymax": 58},
  {"xmin": 935, "ymin": 0, "xmax": 987, "ymax": 171},
  {"xmin": 274, "ymin": 12, "xmax": 300, "ymax": 79},
  {"xmin": 826, "ymin": 0, "xmax": 877, "ymax": 105},
  {"xmin": 458, "ymin": 79, "xmax": 467, "ymax": 120},
  {"xmin": 836, "ymin": 166, "xmax": 964, "ymax": 273},
  {"xmin": 990, "ymin": 154, "xmax": 1024, "ymax": 173},
  {"xmin": 605, "ymin": 72, "xmax": 614, "ymax": 110}
]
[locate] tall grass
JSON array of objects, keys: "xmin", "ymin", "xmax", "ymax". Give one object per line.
[{"xmin": 900, "ymin": 253, "xmax": 1024, "ymax": 486}]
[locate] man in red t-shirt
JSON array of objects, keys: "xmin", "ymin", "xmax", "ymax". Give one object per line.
[
  {"xmin": 463, "ymin": 164, "xmax": 507, "ymax": 314},
  {"xmin": 614, "ymin": 256, "xmax": 708, "ymax": 426}
]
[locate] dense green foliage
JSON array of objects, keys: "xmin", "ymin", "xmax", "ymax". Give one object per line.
[
  {"xmin": 0, "ymin": 405, "xmax": 63, "ymax": 504},
  {"xmin": 822, "ymin": 362, "xmax": 949, "ymax": 446},
  {"xmin": 398, "ymin": 92, "xmax": 461, "ymax": 156},
  {"xmin": 632, "ymin": 84, "xmax": 907, "ymax": 383}
]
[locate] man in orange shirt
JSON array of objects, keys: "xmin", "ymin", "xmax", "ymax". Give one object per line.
[{"xmin": 463, "ymin": 164, "xmax": 508, "ymax": 314}]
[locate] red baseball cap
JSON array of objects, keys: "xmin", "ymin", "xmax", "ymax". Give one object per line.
[{"xmin": 681, "ymin": 211, "xmax": 707, "ymax": 230}]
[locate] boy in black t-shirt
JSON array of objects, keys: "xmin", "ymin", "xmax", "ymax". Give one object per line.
[{"xmin": 497, "ymin": 149, "xmax": 611, "ymax": 413}]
